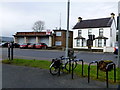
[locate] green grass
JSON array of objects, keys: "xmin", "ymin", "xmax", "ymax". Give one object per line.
[
  {"xmin": 74, "ymin": 64, "xmax": 120, "ymax": 84},
  {"xmin": 2, "ymin": 59, "xmax": 120, "ymax": 84},
  {"xmin": 2, "ymin": 59, "xmax": 51, "ymax": 69}
]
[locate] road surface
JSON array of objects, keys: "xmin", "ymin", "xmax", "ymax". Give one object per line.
[{"xmin": 2, "ymin": 48, "xmax": 118, "ymax": 65}]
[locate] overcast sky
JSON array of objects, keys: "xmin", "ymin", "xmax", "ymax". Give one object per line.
[{"xmin": 0, "ymin": 0, "xmax": 119, "ymax": 37}]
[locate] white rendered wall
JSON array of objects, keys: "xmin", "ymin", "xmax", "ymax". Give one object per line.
[
  {"xmin": 73, "ymin": 27, "xmax": 115, "ymax": 49},
  {"xmin": 111, "ymin": 20, "xmax": 117, "ymax": 47}
]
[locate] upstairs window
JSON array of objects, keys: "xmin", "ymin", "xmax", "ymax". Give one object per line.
[
  {"xmin": 56, "ymin": 32, "xmax": 61, "ymax": 36},
  {"xmin": 99, "ymin": 28, "xmax": 103, "ymax": 36},
  {"xmin": 88, "ymin": 29, "xmax": 92, "ymax": 35},
  {"xmin": 78, "ymin": 30, "xmax": 82, "ymax": 36}
]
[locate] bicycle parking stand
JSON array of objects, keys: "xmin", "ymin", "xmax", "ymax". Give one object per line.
[
  {"xmin": 106, "ymin": 63, "xmax": 116, "ymax": 88},
  {"xmin": 11, "ymin": 42, "xmax": 14, "ymax": 60},
  {"xmin": 77, "ymin": 59, "xmax": 84, "ymax": 76},
  {"xmin": 8, "ymin": 42, "xmax": 14, "ymax": 60},
  {"xmin": 71, "ymin": 59, "xmax": 84, "ymax": 79},
  {"xmin": 88, "ymin": 60, "xmax": 116, "ymax": 88},
  {"xmin": 71, "ymin": 63, "xmax": 74, "ymax": 79},
  {"xmin": 88, "ymin": 61, "xmax": 99, "ymax": 83},
  {"xmin": 8, "ymin": 45, "xmax": 10, "ymax": 60},
  {"xmin": 68, "ymin": 59, "xmax": 72, "ymax": 73}
]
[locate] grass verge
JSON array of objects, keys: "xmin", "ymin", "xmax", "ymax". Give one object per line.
[
  {"xmin": 75, "ymin": 64, "xmax": 120, "ymax": 84},
  {"xmin": 2, "ymin": 59, "xmax": 120, "ymax": 84},
  {"xmin": 2, "ymin": 59, "xmax": 51, "ymax": 69}
]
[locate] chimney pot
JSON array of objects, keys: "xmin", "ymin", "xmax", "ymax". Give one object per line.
[
  {"xmin": 78, "ymin": 17, "xmax": 82, "ymax": 22},
  {"xmin": 111, "ymin": 13, "xmax": 115, "ymax": 17}
]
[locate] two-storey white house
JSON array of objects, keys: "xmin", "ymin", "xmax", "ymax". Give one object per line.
[{"xmin": 73, "ymin": 13, "xmax": 117, "ymax": 52}]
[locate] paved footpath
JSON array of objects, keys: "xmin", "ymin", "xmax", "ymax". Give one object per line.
[{"xmin": 2, "ymin": 64, "xmax": 118, "ymax": 89}]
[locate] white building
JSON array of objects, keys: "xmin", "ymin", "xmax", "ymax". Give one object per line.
[{"xmin": 73, "ymin": 13, "xmax": 117, "ymax": 52}]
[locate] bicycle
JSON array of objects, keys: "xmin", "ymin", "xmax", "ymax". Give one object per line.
[{"xmin": 49, "ymin": 56, "xmax": 83, "ymax": 75}]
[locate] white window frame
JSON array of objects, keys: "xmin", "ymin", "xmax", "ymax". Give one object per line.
[
  {"xmin": 99, "ymin": 28, "xmax": 103, "ymax": 36},
  {"xmin": 56, "ymin": 32, "xmax": 61, "ymax": 36},
  {"xmin": 104, "ymin": 39, "xmax": 106, "ymax": 46},
  {"xmin": 76, "ymin": 39, "xmax": 80, "ymax": 47},
  {"xmin": 81, "ymin": 39, "xmax": 84, "ymax": 47},
  {"xmin": 55, "ymin": 41, "xmax": 62, "ymax": 46},
  {"xmin": 98, "ymin": 39, "xmax": 102, "ymax": 47},
  {"xmin": 88, "ymin": 29, "xmax": 92, "ymax": 35},
  {"xmin": 78, "ymin": 30, "xmax": 82, "ymax": 36}
]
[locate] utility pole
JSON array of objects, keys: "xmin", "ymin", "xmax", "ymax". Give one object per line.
[
  {"xmin": 59, "ymin": 13, "xmax": 61, "ymax": 30},
  {"xmin": 65, "ymin": 0, "xmax": 70, "ymax": 59}
]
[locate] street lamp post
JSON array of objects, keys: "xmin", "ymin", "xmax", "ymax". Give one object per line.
[
  {"xmin": 118, "ymin": 0, "xmax": 120, "ymax": 68},
  {"xmin": 65, "ymin": 0, "xmax": 70, "ymax": 59},
  {"xmin": 118, "ymin": 1, "xmax": 120, "ymax": 89}
]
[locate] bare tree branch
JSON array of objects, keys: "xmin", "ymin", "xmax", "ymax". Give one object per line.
[{"xmin": 32, "ymin": 20, "xmax": 45, "ymax": 32}]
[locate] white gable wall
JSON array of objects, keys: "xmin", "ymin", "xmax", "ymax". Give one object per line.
[
  {"xmin": 104, "ymin": 28, "xmax": 110, "ymax": 47},
  {"xmin": 110, "ymin": 20, "xmax": 117, "ymax": 47}
]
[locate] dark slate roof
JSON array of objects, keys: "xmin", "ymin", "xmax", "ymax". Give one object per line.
[
  {"xmin": 74, "ymin": 36, "xmax": 85, "ymax": 39},
  {"xmin": 95, "ymin": 36, "xmax": 108, "ymax": 39},
  {"xmin": 73, "ymin": 17, "xmax": 113, "ymax": 29}
]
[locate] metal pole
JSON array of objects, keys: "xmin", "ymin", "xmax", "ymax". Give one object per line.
[
  {"xmin": 118, "ymin": 1, "xmax": 120, "ymax": 70},
  {"xmin": 106, "ymin": 70, "xmax": 108, "ymax": 88},
  {"xmin": 118, "ymin": 2, "xmax": 120, "ymax": 89},
  {"xmin": 59, "ymin": 13, "xmax": 61, "ymax": 30},
  {"xmin": 8, "ymin": 44, "xmax": 10, "ymax": 60},
  {"xmin": 81, "ymin": 60, "xmax": 84, "ymax": 76},
  {"xmin": 97, "ymin": 62, "xmax": 99, "ymax": 79},
  {"xmin": 72, "ymin": 62, "xmax": 74, "ymax": 79},
  {"xmin": 88, "ymin": 65, "xmax": 90, "ymax": 83},
  {"xmin": 113, "ymin": 64, "xmax": 116, "ymax": 83},
  {"xmin": 69, "ymin": 60, "xmax": 71, "ymax": 73},
  {"xmin": 11, "ymin": 42, "xmax": 13, "ymax": 60},
  {"xmin": 65, "ymin": 0, "xmax": 70, "ymax": 59}
]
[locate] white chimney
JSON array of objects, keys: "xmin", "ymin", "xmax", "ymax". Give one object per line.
[
  {"xmin": 78, "ymin": 17, "xmax": 82, "ymax": 22},
  {"xmin": 111, "ymin": 13, "xmax": 115, "ymax": 18}
]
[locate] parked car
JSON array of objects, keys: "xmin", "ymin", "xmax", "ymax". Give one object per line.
[
  {"xmin": 28, "ymin": 43, "xmax": 35, "ymax": 49},
  {"xmin": 35, "ymin": 43, "xmax": 48, "ymax": 49},
  {"xmin": 0, "ymin": 42, "xmax": 20, "ymax": 48},
  {"xmin": 0, "ymin": 43, "xmax": 5, "ymax": 47},
  {"xmin": 20, "ymin": 43, "xmax": 31, "ymax": 49},
  {"xmin": 114, "ymin": 42, "xmax": 118, "ymax": 55},
  {"xmin": 0, "ymin": 42, "xmax": 9, "ymax": 47}
]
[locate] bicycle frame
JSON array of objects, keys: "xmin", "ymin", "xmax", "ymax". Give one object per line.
[{"xmin": 49, "ymin": 56, "xmax": 83, "ymax": 75}]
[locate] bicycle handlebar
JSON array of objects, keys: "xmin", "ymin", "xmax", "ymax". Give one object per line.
[
  {"xmin": 60, "ymin": 57, "xmax": 70, "ymax": 60},
  {"xmin": 74, "ymin": 59, "xmax": 83, "ymax": 61},
  {"xmin": 54, "ymin": 56, "xmax": 83, "ymax": 62}
]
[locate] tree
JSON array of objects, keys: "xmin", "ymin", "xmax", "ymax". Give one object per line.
[{"xmin": 32, "ymin": 20, "xmax": 45, "ymax": 32}]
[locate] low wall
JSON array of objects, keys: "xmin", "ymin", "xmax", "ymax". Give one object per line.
[{"xmin": 103, "ymin": 47, "xmax": 114, "ymax": 52}]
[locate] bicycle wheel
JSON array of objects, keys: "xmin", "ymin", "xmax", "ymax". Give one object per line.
[
  {"xmin": 65, "ymin": 60, "xmax": 77, "ymax": 71},
  {"xmin": 49, "ymin": 64, "xmax": 59, "ymax": 75}
]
